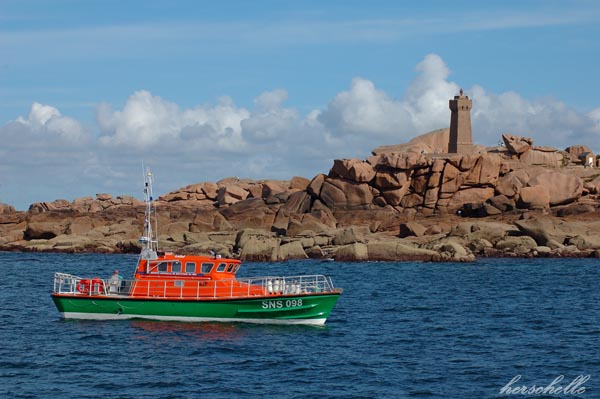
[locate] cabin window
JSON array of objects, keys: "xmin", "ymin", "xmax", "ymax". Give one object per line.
[
  {"xmin": 172, "ymin": 262, "xmax": 182, "ymax": 273},
  {"xmin": 233, "ymin": 264, "xmax": 240, "ymax": 273},
  {"xmin": 201, "ymin": 263, "xmax": 214, "ymax": 274},
  {"xmin": 157, "ymin": 262, "xmax": 168, "ymax": 273},
  {"xmin": 174, "ymin": 280, "xmax": 184, "ymax": 287},
  {"xmin": 216, "ymin": 263, "xmax": 227, "ymax": 272},
  {"xmin": 227, "ymin": 263, "xmax": 234, "ymax": 272},
  {"xmin": 185, "ymin": 262, "xmax": 196, "ymax": 274}
]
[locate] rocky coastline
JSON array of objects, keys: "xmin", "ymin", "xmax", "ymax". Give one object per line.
[{"xmin": 3, "ymin": 130, "xmax": 600, "ymax": 262}]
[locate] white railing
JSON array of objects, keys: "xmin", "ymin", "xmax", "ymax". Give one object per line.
[{"xmin": 53, "ymin": 272, "xmax": 337, "ymax": 299}]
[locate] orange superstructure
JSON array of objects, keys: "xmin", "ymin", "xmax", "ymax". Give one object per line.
[{"xmin": 129, "ymin": 253, "xmax": 266, "ymax": 298}]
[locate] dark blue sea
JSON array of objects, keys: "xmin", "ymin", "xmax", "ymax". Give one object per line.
[{"xmin": 0, "ymin": 252, "xmax": 598, "ymax": 399}]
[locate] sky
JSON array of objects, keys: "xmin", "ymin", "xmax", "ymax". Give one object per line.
[{"xmin": 1, "ymin": 0, "xmax": 600, "ymax": 210}]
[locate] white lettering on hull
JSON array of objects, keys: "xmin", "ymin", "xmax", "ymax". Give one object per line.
[{"xmin": 261, "ymin": 299, "xmax": 303, "ymax": 309}]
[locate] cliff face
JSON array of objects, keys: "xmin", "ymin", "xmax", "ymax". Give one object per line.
[{"xmin": 2, "ymin": 132, "xmax": 600, "ymax": 261}]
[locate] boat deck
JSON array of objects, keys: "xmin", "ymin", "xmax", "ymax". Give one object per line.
[{"xmin": 52, "ymin": 272, "xmax": 340, "ymax": 300}]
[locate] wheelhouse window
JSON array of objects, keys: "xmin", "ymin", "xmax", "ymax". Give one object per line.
[
  {"xmin": 227, "ymin": 263, "xmax": 234, "ymax": 272},
  {"xmin": 201, "ymin": 263, "xmax": 214, "ymax": 274},
  {"xmin": 172, "ymin": 262, "xmax": 182, "ymax": 273},
  {"xmin": 185, "ymin": 262, "xmax": 196, "ymax": 274},
  {"xmin": 157, "ymin": 262, "xmax": 168, "ymax": 273},
  {"xmin": 216, "ymin": 263, "xmax": 227, "ymax": 272}
]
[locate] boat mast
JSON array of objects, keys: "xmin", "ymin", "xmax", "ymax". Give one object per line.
[{"xmin": 139, "ymin": 169, "xmax": 158, "ymax": 261}]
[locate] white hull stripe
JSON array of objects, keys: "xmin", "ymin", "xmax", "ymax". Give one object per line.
[{"xmin": 59, "ymin": 312, "xmax": 327, "ymax": 326}]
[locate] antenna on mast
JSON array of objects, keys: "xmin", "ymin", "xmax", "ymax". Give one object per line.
[{"xmin": 139, "ymin": 167, "xmax": 158, "ymax": 260}]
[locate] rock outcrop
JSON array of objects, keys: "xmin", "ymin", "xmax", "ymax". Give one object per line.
[
  {"xmin": 2, "ymin": 131, "xmax": 600, "ymax": 261},
  {"xmin": 503, "ymin": 133, "xmax": 533, "ymax": 154}
]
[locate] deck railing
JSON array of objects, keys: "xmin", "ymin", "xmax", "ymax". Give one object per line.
[{"xmin": 53, "ymin": 272, "xmax": 337, "ymax": 299}]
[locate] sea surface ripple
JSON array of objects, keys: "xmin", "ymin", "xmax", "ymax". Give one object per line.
[{"xmin": 0, "ymin": 253, "xmax": 598, "ymax": 398}]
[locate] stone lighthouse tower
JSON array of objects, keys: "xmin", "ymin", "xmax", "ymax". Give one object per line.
[{"xmin": 448, "ymin": 89, "xmax": 473, "ymax": 153}]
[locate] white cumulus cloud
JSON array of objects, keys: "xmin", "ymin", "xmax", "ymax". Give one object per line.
[
  {"xmin": 318, "ymin": 54, "xmax": 460, "ymax": 140},
  {"xmin": 587, "ymin": 108, "xmax": 600, "ymax": 133},
  {"xmin": 11, "ymin": 102, "xmax": 89, "ymax": 144},
  {"xmin": 318, "ymin": 77, "xmax": 413, "ymax": 137},
  {"xmin": 2, "ymin": 53, "xmax": 600, "ymax": 210},
  {"xmin": 470, "ymin": 86, "xmax": 594, "ymax": 148},
  {"xmin": 241, "ymin": 89, "xmax": 298, "ymax": 142},
  {"xmin": 97, "ymin": 90, "xmax": 250, "ymax": 151}
]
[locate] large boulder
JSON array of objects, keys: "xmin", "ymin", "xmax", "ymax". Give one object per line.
[
  {"xmin": 486, "ymin": 195, "xmax": 516, "ymax": 213},
  {"xmin": 25, "ymin": 220, "xmax": 69, "ymax": 240},
  {"xmin": 239, "ymin": 236, "xmax": 279, "ymax": 261},
  {"xmin": 307, "ymin": 174, "xmax": 326, "ymax": 198},
  {"xmin": 566, "ymin": 235, "xmax": 600, "ymax": 250},
  {"xmin": 464, "ymin": 222, "xmax": 517, "ymax": 245},
  {"xmin": 332, "ymin": 227, "xmax": 362, "ymax": 246},
  {"xmin": 282, "ymin": 191, "xmax": 312, "ymax": 214},
  {"xmin": 309, "ymin": 202, "xmax": 337, "ymax": 227},
  {"xmin": 369, "ymin": 152, "xmax": 429, "ymax": 170},
  {"xmin": 466, "ymin": 155, "xmax": 500, "ymax": 186},
  {"xmin": 162, "ymin": 183, "xmax": 211, "ymax": 202},
  {"xmin": 502, "ymin": 133, "xmax": 533, "ymax": 154},
  {"xmin": 372, "ymin": 170, "xmax": 410, "ymax": 190},
  {"xmin": 0, "ymin": 225, "xmax": 26, "ymax": 244},
  {"xmin": 372, "ymin": 128, "xmax": 449, "ymax": 155},
  {"xmin": 276, "ymin": 241, "xmax": 308, "ymax": 261},
  {"xmin": 66, "ymin": 216, "xmax": 98, "ymax": 236},
  {"xmin": 448, "ymin": 187, "xmax": 494, "ymax": 211},
  {"xmin": 261, "ymin": 180, "xmax": 288, "ymax": 198},
  {"xmin": 367, "ymin": 241, "xmax": 439, "ymax": 261},
  {"xmin": 401, "ymin": 193, "xmax": 424, "ymax": 208},
  {"xmin": 381, "ymin": 185, "xmax": 411, "ymax": 206},
  {"xmin": 289, "ymin": 176, "xmax": 310, "ymax": 191},
  {"xmin": 0, "ymin": 203, "xmax": 16, "ymax": 214},
  {"xmin": 520, "ymin": 148, "xmax": 563, "ymax": 167},
  {"xmin": 518, "ymin": 186, "xmax": 550, "ymax": 209},
  {"xmin": 410, "ymin": 170, "xmax": 430, "ymax": 195},
  {"xmin": 219, "ymin": 198, "xmax": 276, "ymax": 230},
  {"xmin": 335, "ymin": 243, "xmax": 369, "ymax": 261},
  {"xmin": 334, "ymin": 208, "xmax": 400, "ymax": 233},
  {"xmin": 440, "ymin": 162, "xmax": 464, "ymax": 195},
  {"xmin": 190, "ymin": 210, "xmax": 232, "ymax": 232},
  {"xmin": 48, "ymin": 235, "xmax": 93, "ymax": 251},
  {"xmin": 448, "ymin": 154, "xmax": 478, "ymax": 172},
  {"xmin": 200, "ymin": 182, "xmax": 219, "ymax": 200},
  {"xmin": 495, "ymin": 236, "xmax": 538, "ymax": 254},
  {"xmin": 496, "ymin": 171, "xmax": 527, "ymax": 197},
  {"xmin": 528, "ymin": 172, "xmax": 583, "ymax": 206},
  {"xmin": 399, "ymin": 221, "xmax": 427, "ymax": 238},
  {"xmin": 319, "ymin": 178, "xmax": 373, "ymax": 209},
  {"xmin": 584, "ymin": 175, "xmax": 600, "ymax": 194},
  {"xmin": 286, "ymin": 214, "xmax": 332, "ymax": 236},
  {"xmin": 423, "ymin": 186, "xmax": 440, "ymax": 209},
  {"xmin": 514, "ymin": 218, "xmax": 568, "ymax": 246},
  {"xmin": 436, "ymin": 242, "xmax": 475, "ymax": 262},
  {"xmin": 216, "ymin": 184, "xmax": 249, "ymax": 206},
  {"xmin": 330, "ymin": 159, "xmax": 376, "ymax": 183},
  {"xmin": 556, "ymin": 204, "xmax": 595, "ymax": 217},
  {"xmin": 70, "ymin": 197, "xmax": 102, "ymax": 213},
  {"xmin": 29, "ymin": 199, "xmax": 72, "ymax": 213},
  {"xmin": 330, "ymin": 159, "xmax": 361, "ymax": 179}
]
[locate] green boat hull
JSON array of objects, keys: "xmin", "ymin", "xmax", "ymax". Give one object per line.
[{"xmin": 51, "ymin": 293, "xmax": 341, "ymax": 325}]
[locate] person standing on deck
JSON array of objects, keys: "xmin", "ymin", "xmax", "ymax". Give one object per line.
[{"xmin": 108, "ymin": 269, "xmax": 123, "ymax": 294}]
